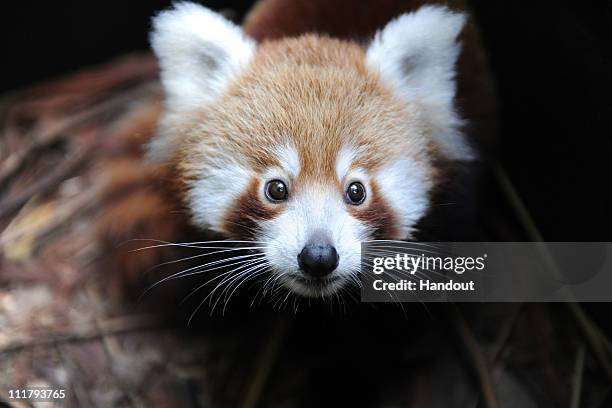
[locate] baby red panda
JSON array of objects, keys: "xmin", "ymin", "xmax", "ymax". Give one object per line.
[{"xmin": 105, "ymin": 0, "xmax": 495, "ymax": 299}]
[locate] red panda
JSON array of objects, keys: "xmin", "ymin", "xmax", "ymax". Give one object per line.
[{"xmin": 102, "ymin": 0, "xmax": 496, "ymax": 300}]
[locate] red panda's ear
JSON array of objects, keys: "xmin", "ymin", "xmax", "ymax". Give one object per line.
[
  {"xmin": 367, "ymin": 6, "xmax": 473, "ymax": 161},
  {"xmin": 147, "ymin": 2, "xmax": 255, "ymax": 161}
]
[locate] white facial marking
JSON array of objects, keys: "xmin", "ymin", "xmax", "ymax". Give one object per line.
[
  {"xmin": 275, "ymin": 143, "xmax": 301, "ymax": 179},
  {"xmin": 375, "ymin": 158, "xmax": 432, "ymax": 238},
  {"xmin": 345, "ymin": 167, "xmax": 369, "ymax": 187},
  {"xmin": 188, "ymin": 157, "xmax": 252, "ymax": 233},
  {"xmin": 335, "ymin": 145, "xmax": 358, "ymax": 181},
  {"xmin": 259, "ymin": 185, "xmax": 367, "ymax": 297}
]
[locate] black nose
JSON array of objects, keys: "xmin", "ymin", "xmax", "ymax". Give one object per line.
[{"xmin": 298, "ymin": 243, "xmax": 339, "ymax": 278}]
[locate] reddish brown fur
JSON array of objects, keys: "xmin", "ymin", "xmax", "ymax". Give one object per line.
[
  {"xmin": 177, "ymin": 34, "xmax": 433, "ymax": 235},
  {"xmin": 223, "ymin": 177, "xmax": 283, "ymax": 238},
  {"xmin": 245, "ymin": 0, "xmax": 439, "ymax": 41},
  {"xmin": 244, "ymin": 0, "xmax": 498, "ymax": 153},
  {"xmin": 96, "ymin": 159, "xmax": 187, "ymax": 297},
  {"xmin": 94, "ymin": 101, "xmax": 197, "ymax": 297},
  {"xmin": 349, "ymin": 180, "xmax": 401, "ymax": 239},
  {"xmin": 98, "ymin": 0, "xmax": 497, "ymax": 295}
]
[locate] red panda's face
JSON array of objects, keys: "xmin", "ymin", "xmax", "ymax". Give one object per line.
[{"xmin": 149, "ymin": 3, "xmax": 470, "ymax": 297}]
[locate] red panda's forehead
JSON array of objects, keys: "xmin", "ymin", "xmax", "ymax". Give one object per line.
[{"xmin": 196, "ymin": 35, "xmax": 428, "ymax": 181}]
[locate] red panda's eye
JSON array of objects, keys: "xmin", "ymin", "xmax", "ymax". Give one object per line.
[
  {"xmin": 346, "ymin": 182, "xmax": 366, "ymax": 205},
  {"xmin": 265, "ymin": 180, "xmax": 288, "ymax": 202}
]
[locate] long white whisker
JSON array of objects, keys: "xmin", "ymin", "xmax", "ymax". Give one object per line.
[
  {"xmin": 131, "ymin": 242, "xmax": 267, "ymax": 252},
  {"xmin": 221, "ymin": 265, "xmax": 271, "ymax": 315},
  {"xmin": 222, "ymin": 263, "xmax": 271, "ymax": 304},
  {"xmin": 180, "ymin": 257, "xmax": 268, "ymax": 312},
  {"xmin": 149, "ymin": 246, "xmax": 265, "ymax": 271},
  {"xmin": 208, "ymin": 259, "xmax": 270, "ymax": 312},
  {"xmin": 124, "ymin": 238, "xmax": 267, "ymax": 252},
  {"xmin": 188, "ymin": 259, "xmax": 269, "ymax": 321},
  {"xmin": 141, "ymin": 253, "xmax": 265, "ymax": 298}
]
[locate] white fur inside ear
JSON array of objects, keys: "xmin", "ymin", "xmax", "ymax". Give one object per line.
[
  {"xmin": 147, "ymin": 2, "xmax": 255, "ymax": 161},
  {"xmin": 367, "ymin": 6, "xmax": 474, "ymax": 160},
  {"xmin": 151, "ymin": 2, "xmax": 255, "ymax": 110}
]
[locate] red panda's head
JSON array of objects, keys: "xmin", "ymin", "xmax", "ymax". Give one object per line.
[{"xmin": 148, "ymin": 2, "xmax": 471, "ymax": 297}]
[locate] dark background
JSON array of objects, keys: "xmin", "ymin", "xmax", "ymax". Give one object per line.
[{"xmin": 2, "ymin": 0, "xmax": 611, "ymax": 241}]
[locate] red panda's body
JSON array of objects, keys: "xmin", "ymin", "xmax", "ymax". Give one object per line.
[{"xmin": 101, "ymin": 0, "xmax": 496, "ymax": 299}]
